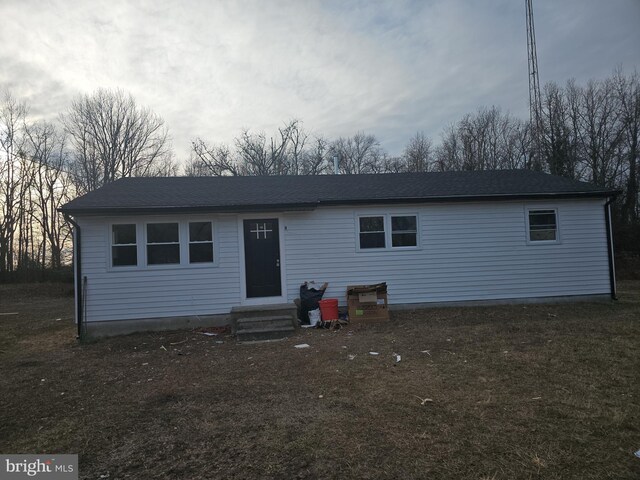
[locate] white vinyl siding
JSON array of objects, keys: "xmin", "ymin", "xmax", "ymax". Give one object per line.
[
  {"xmin": 78, "ymin": 214, "xmax": 239, "ymax": 321},
  {"xmin": 76, "ymin": 198, "xmax": 611, "ymax": 324},
  {"xmin": 283, "ymin": 199, "xmax": 610, "ymax": 305}
]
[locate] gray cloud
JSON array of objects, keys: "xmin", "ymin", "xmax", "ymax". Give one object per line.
[{"xmin": 1, "ymin": 0, "xmax": 639, "ymax": 161}]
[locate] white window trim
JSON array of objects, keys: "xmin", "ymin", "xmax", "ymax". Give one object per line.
[
  {"xmin": 109, "ymin": 223, "xmax": 139, "ymax": 269},
  {"xmin": 106, "ymin": 218, "xmax": 220, "ymax": 271},
  {"xmin": 356, "ymin": 213, "xmax": 421, "ymax": 252},
  {"xmin": 525, "ymin": 206, "xmax": 561, "ymax": 245},
  {"xmin": 188, "ymin": 221, "xmax": 215, "ymax": 264},
  {"xmin": 144, "ymin": 220, "xmax": 182, "ymax": 267},
  {"xmin": 356, "ymin": 214, "xmax": 387, "ymax": 251}
]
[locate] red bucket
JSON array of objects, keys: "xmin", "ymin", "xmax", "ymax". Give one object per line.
[{"xmin": 318, "ymin": 299, "xmax": 339, "ymax": 321}]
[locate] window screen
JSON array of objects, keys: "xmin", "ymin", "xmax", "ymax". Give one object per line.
[
  {"xmin": 528, "ymin": 210, "xmax": 557, "ymax": 241},
  {"xmin": 359, "ymin": 216, "xmax": 386, "ymax": 249},
  {"xmin": 189, "ymin": 222, "xmax": 214, "ymax": 263},
  {"xmin": 112, "ymin": 224, "xmax": 137, "ymax": 266},
  {"xmin": 391, "ymin": 215, "xmax": 417, "ymax": 247},
  {"xmin": 147, "ymin": 223, "xmax": 180, "ymax": 264}
]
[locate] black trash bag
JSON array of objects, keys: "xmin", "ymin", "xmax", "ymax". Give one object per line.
[{"xmin": 298, "ymin": 282, "xmax": 327, "ymax": 324}]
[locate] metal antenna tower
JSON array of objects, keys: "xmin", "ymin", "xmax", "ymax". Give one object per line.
[{"xmin": 526, "ymin": 0, "xmax": 543, "ymax": 168}]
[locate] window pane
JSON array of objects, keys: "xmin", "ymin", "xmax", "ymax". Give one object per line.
[
  {"xmin": 189, "ymin": 222, "xmax": 212, "ymax": 242},
  {"xmin": 113, "ymin": 224, "xmax": 136, "ymax": 245},
  {"xmin": 528, "ymin": 210, "xmax": 557, "ymax": 241},
  {"xmin": 392, "ymin": 233, "xmax": 417, "ymax": 247},
  {"xmin": 147, "ymin": 223, "xmax": 179, "ymax": 243},
  {"xmin": 530, "ymin": 229, "xmax": 556, "ymax": 241},
  {"xmin": 391, "ymin": 216, "xmax": 416, "ymax": 232},
  {"xmin": 529, "ymin": 210, "xmax": 556, "ymax": 228},
  {"xmin": 360, "ymin": 216, "xmax": 384, "ymax": 232},
  {"xmin": 112, "ymin": 245, "xmax": 137, "ymax": 266},
  {"xmin": 190, "ymin": 243, "xmax": 214, "ymax": 263},
  {"xmin": 147, "ymin": 244, "xmax": 180, "ymax": 264},
  {"xmin": 360, "ymin": 232, "xmax": 386, "ymax": 249}
]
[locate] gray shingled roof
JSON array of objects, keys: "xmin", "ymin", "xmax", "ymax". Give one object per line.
[{"xmin": 60, "ymin": 170, "xmax": 617, "ymax": 215}]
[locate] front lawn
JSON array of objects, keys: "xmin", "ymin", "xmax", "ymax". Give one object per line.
[{"xmin": 1, "ymin": 282, "xmax": 638, "ymax": 479}]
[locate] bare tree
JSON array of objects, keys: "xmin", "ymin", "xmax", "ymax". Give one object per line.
[
  {"xmin": 403, "ymin": 132, "xmax": 433, "ymax": 172},
  {"xmin": 331, "ymin": 132, "xmax": 384, "ymax": 174},
  {"xmin": 0, "ymin": 92, "xmax": 28, "ymax": 273},
  {"xmin": 568, "ymin": 78, "xmax": 625, "ymax": 187},
  {"xmin": 61, "ymin": 88, "xmax": 174, "ymax": 193},
  {"xmin": 614, "ymin": 69, "xmax": 640, "ymax": 223},
  {"xmin": 235, "ymin": 120, "xmax": 301, "ymax": 175},
  {"xmin": 190, "ymin": 120, "xmax": 329, "ymax": 176},
  {"xmin": 24, "ymin": 121, "xmax": 73, "ymax": 268},
  {"xmin": 379, "ymin": 155, "xmax": 407, "ymax": 173},
  {"xmin": 299, "ymin": 136, "xmax": 331, "ymax": 175},
  {"xmin": 539, "ymin": 82, "xmax": 579, "ymax": 178},
  {"xmin": 434, "ymin": 107, "xmax": 527, "ymax": 171}
]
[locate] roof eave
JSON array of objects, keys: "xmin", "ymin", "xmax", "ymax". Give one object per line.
[
  {"xmin": 58, "ymin": 202, "xmax": 321, "ymax": 216},
  {"xmin": 58, "ymin": 190, "xmax": 620, "ymax": 217}
]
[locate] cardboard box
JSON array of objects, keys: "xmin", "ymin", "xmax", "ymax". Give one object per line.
[{"xmin": 347, "ymin": 283, "xmax": 389, "ymax": 323}]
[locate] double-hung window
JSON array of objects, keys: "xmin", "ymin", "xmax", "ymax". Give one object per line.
[
  {"xmin": 189, "ymin": 222, "xmax": 214, "ymax": 263},
  {"xmin": 111, "ymin": 224, "xmax": 137, "ymax": 266},
  {"xmin": 527, "ymin": 209, "xmax": 558, "ymax": 242},
  {"xmin": 147, "ymin": 223, "xmax": 180, "ymax": 265},
  {"xmin": 359, "ymin": 216, "xmax": 386, "ymax": 249},
  {"xmin": 391, "ymin": 215, "xmax": 418, "ymax": 247},
  {"xmin": 358, "ymin": 214, "xmax": 418, "ymax": 250}
]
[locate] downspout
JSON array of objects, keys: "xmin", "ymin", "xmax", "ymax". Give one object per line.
[
  {"xmin": 64, "ymin": 214, "xmax": 84, "ymax": 339},
  {"xmin": 604, "ymin": 198, "xmax": 617, "ymax": 300}
]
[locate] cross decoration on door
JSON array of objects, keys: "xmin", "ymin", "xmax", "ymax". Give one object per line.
[{"xmin": 250, "ymin": 222, "xmax": 272, "ymax": 240}]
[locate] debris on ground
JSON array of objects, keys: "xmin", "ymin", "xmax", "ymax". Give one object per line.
[
  {"xmin": 194, "ymin": 325, "xmax": 231, "ymax": 336},
  {"xmin": 369, "ymin": 352, "xmax": 379, "ymax": 356},
  {"xmin": 0, "ymin": 312, "xmax": 19, "ymax": 316},
  {"xmin": 634, "ymin": 450, "xmax": 640, "ymax": 459},
  {"xmin": 421, "ymin": 350, "xmax": 431, "ymax": 355},
  {"xmin": 294, "ymin": 343, "xmax": 310, "ymax": 349},
  {"xmin": 170, "ymin": 340, "xmax": 187, "ymax": 345},
  {"xmin": 414, "ymin": 395, "xmax": 433, "ymax": 405},
  {"xmin": 393, "ymin": 353, "xmax": 401, "ymax": 363},
  {"xmin": 532, "ymin": 396, "xmax": 542, "ymax": 400},
  {"xmin": 160, "ymin": 345, "xmax": 167, "ymax": 351},
  {"xmin": 348, "ymin": 354, "xmax": 356, "ymax": 360},
  {"xmin": 200, "ymin": 332, "xmax": 218, "ymax": 336}
]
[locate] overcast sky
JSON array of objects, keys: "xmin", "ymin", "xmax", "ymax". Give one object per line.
[{"xmin": 1, "ymin": 0, "xmax": 639, "ymax": 162}]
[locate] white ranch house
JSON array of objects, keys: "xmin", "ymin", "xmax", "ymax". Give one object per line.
[{"xmin": 60, "ymin": 170, "xmax": 618, "ymax": 339}]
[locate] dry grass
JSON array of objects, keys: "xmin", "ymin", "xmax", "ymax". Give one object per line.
[{"xmin": 1, "ymin": 282, "xmax": 639, "ymax": 479}]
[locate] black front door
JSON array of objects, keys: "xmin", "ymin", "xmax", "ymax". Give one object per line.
[{"xmin": 243, "ymin": 219, "xmax": 282, "ymax": 298}]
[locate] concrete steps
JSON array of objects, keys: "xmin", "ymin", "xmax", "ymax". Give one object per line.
[{"xmin": 231, "ymin": 304, "xmax": 298, "ymax": 342}]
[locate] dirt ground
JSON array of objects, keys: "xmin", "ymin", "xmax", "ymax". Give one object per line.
[{"xmin": 1, "ymin": 282, "xmax": 639, "ymax": 480}]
